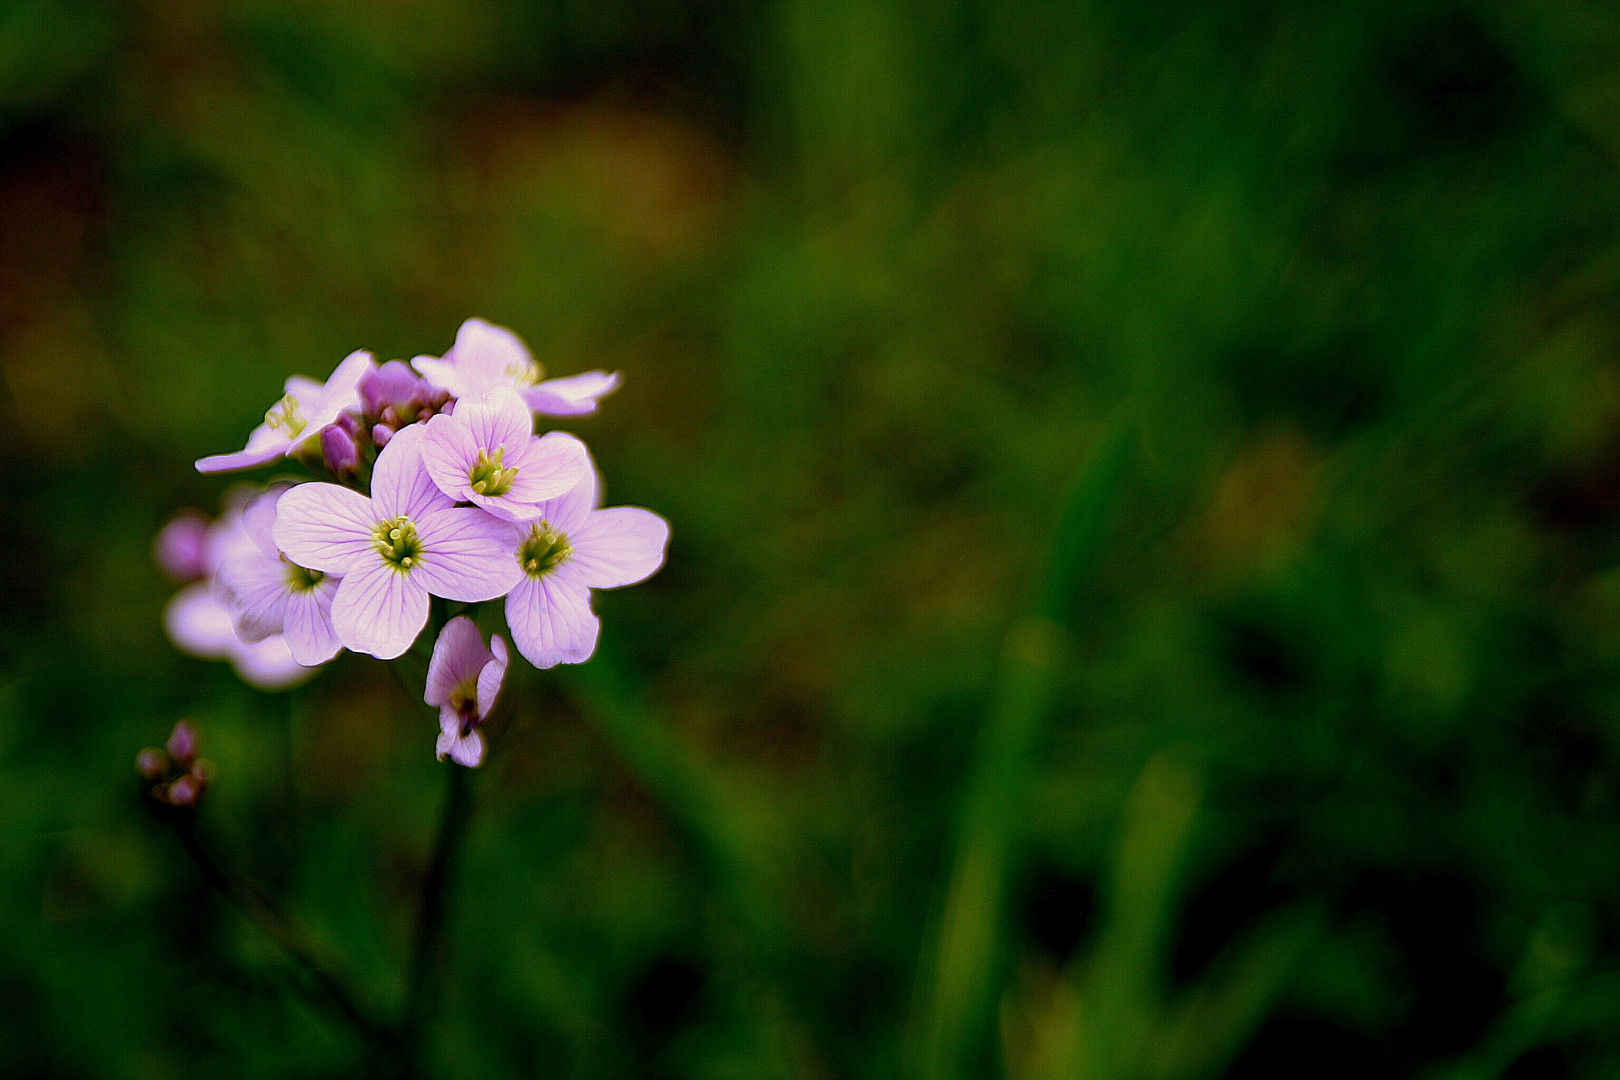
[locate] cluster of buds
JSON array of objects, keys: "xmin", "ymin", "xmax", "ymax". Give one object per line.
[{"xmin": 136, "ymin": 721, "xmax": 214, "ymax": 807}]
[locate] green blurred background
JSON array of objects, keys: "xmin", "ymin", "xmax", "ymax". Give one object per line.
[{"xmin": 6, "ymin": 0, "xmax": 1620, "ymax": 1076}]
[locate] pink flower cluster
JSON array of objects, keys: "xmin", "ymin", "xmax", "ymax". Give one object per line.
[{"xmin": 158, "ymin": 319, "xmax": 668, "ymax": 765}]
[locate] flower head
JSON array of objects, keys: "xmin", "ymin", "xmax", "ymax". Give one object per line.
[
  {"xmin": 214, "ymin": 485, "xmax": 343, "ymax": 666},
  {"xmin": 502, "ymin": 456, "xmax": 669, "ymax": 669},
  {"xmin": 273, "ymin": 425, "xmax": 521, "ymax": 659},
  {"xmin": 420, "ymin": 390, "xmax": 590, "ymax": 521},
  {"xmin": 412, "ymin": 318, "xmax": 620, "ymax": 416},
  {"xmin": 197, "ymin": 350, "xmax": 375, "ymax": 474},
  {"xmin": 424, "ymin": 617, "xmax": 509, "ymax": 767}
]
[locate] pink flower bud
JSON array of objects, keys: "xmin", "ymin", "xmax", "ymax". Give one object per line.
[
  {"xmin": 321, "ymin": 422, "xmax": 361, "ymax": 474},
  {"xmin": 372, "ymin": 423, "xmax": 395, "ymax": 449},
  {"xmin": 167, "ymin": 773, "xmax": 204, "ymax": 807},
  {"xmin": 166, "ymin": 720, "xmax": 198, "ymax": 765},
  {"xmin": 154, "ymin": 512, "xmax": 209, "ymax": 582},
  {"xmin": 135, "ymin": 747, "xmax": 168, "ymax": 781},
  {"xmin": 360, "ymin": 360, "xmax": 428, "ymax": 419}
]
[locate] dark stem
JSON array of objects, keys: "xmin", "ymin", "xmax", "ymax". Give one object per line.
[
  {"xmin": 397, "ymin": 762, "xmax": 475, "ymax": 1075},
  {"xmin": 171, "ymin": 817, "xmax": 388, "ymax": 1046}
]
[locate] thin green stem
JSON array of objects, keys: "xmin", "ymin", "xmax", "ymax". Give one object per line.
[
  {"xmin": 170, "ymin": 816, "xmax": 388, "ymax": 1046},
  {"xmin": 396, "ymin": 762, "xmax": 475, "ymax": 1077}
]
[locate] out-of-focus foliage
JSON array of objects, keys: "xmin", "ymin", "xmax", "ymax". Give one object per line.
[{"xmin": 5, "ymin": 0, "xmax": 1620, "ymax": 1077}]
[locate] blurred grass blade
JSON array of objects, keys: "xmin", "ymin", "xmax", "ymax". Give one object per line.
[
  {"xmin": 911, "ymin": 423, "xmax": 1134, "ymax": 1080},
  {"xmin": 1146, "ymin": 904, "xmax": 1322, "ymax": 1080},
  {"xmin": 1066, "ymin": 749, "xmax": 1202, "ymax": 1080}
]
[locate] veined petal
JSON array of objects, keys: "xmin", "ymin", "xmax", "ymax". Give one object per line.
[
  {"xmin": 505, "ymin": 430, "xmax": 591, "ymax": 505},
  {"xmin": 241, "ymin": 484, "xmax": 289, "ymax": 559},
  {"xmin": 196, "ymin": 424, "xmax": 289, "ymax": 475},
  {"xmin": 460, "ymin": 390, "xmax": 534, "ymax": 452},
  {"xmin": 274, "ymin": 483, "xmax": 377, "ymax": 574},
  {"xmin": 505, "ymin": 573, "xmax": 599, "ymax": 669},
  {"xmin": 419, "ymin": 410, "xmax": 482, "ymax": 502},
  {"xmin": 331, "ymin": 561, "xmax": 429, "ymax": 659},
  {"xmin": 411, "ymin": 355, "xmax": 462, "ymax": 397},
  {"xmin": 523, "ymin": 370, "xmax": 620, "ymax": 416},
  {"xmin": 436, "ymin": 727, "xmax": 485, "ymax": 767},
  {"xmin": 231, "ymin": 636, "xmax": 315, "ymax": 691},
  {"xmin": 425, "ymin": 616, "xmax": 492, "ymax": 708},
  {"xmin": 476, "ymin": 636, "xmax": 509, "ymax": 720},
  {"xmin": 450, "ymin": 318, "xmax": 536, "ymax": 396},
  {"xmin": 283, "ymin": 578, "xmax": 342, "ymax": 665},
  {"xmin": 522, "ymin": 461, "xmax": 598, "ymax": 534},
  {"xmin": 372, "ymin": 424, "xmax": 452, "ymax": 521},
  {"xmin": 284, "ymin": 375, "xmax": 325, "ymax": 410},
  {"xmin": 569, "ymin": 507, "xmax": 670, "ymax": 589},
  {"xmin": 215, "ymin": 553, "xmax": 293, "ymax": 642},
  {"xmin": 413, "ymin": 507, "xmax": 524, "ymax": 602},
  {"xmin": 313, "ymin": 349, "xmax": 375, "ymax": 424}
]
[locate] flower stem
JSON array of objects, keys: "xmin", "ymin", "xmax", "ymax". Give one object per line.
[
  {"xmin": 397, "ymin": 761, "xmax": 475, "ymax": 1075},
  {"xmin": 169, "ymin": 815, "xmax": 388, "ymax": 1046}
]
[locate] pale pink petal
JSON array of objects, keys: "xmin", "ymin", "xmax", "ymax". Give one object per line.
[
  {"xmin": 371, "ymin": 424, "xmax": 452, "ymax": 521},
  {"xmin": 241, "ymin": 484, "xmax": 289, "ymax": 559},
  {"xmin": 411, "ymin": 355, "xmax": 462, "ymax": 396},
  {"xmin": 312, "ymin": 350, "xmax": 375, "ymax": 424},
  {"xmin": 476, "ymin": 635, "xmax": 509, "ymax": 719},
  {"xmin": 412, "ymin": 507, "xmax": 524, "ymax": 602},
  {"xmin": 331, "ymin": 561, "xmax": 430, "ymax": 659},
  {"xmin": 459, "ymin": 390, "xmax": 534, "ymax": 452},
  {"xmin": 215, "ymin": 553, "xmax": 292, "ymax": 642},
  {"xmin": 505, "ymin": 573, "xmax": 599, "ymax": 669},
  {"xmin": 284, "ymin": 375, "xmax": 325, "ymax": 407},
  {"xmin": 282, "ymin": 578, "xmax": 342, "ymax": 665},
  {"xmin": 202, "ymin": 491, "xmax": 259, "ymax": 574},
  {"xmin": 231, "ymin": 636, "xmax": 315, "ymax": 690},
  {"xmin": 449, "ymin": 318, "xmax": 535, "ymax": 396},
  {"xmin": 436, "ymin": 727, "xmax": 485, "ymax": 767},
  {"xmin": 425, "ymin": 616, "xmax": 493, "ymax": 708},
  {"xmin": 196, "ymin": 425, "xmax": 289, "ymax": 475},
  {"xmin": 568, "ymin": 507, "xmax": 669, "ymax": 589},
  {"xmin": 504, "ymin": 430, "xmax": 591, "ymax": 505},
  {"xmin": 273, "ymin": 483, "xmax": 377, "ymax": 574},
  {"xmin": 523, "ymin": 370, "xmax": 620, "ymax": 416},
  {"xmin": 419, "ymin": 410, "xmax": 482, "ymax": 501},
  {"xmin": 521, "ymin": 459, "xmax": 598, "ymax": 534},
  {"xmin": 164, "ymin": 583, "xmax": 238, "ymax": 657}
]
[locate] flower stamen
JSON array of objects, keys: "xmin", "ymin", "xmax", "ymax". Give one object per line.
[
  {"xmin": 517, "ymin": 521, "xmax": 571, "ymax": 578},
  {"xmin": 372, "ymin": 516, "xmax": 424, "ymax": 573},
  {"xmin": 264, "ymin": 393, "xmax": 307, "ymax": 438},
  {"xmin": 467, "ymin": 446, "xmax": 521, "ymax": 497},
  {"xmin": 281, "ymin": 556, "xmax": 326, "ymax": 593}
]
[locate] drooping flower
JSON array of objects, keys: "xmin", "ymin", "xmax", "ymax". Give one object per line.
[
  {"xmin": 214, "ymin": 485, "xmax": 343, "ymax": 666},
  {"xmin": 502, "ymin": 458, "xmax": 669, "ymax": 670},
  {"xmin": 273, "ymin": 425, "xmax": 521, "ymax": 659},
  {"xmin": 424, "ymin": 616, "xmax": 509, "ymax": 767},
  {"xmin": 419, "ymin": 390, "xmax": 590, "ymax": 521},
  {"xmin": 412, "ymin": 318, "xmax": 620, "ymax": 416},
  {"xmin": 161, "ymin": 492, "xmax": 318, "ymax": 690},
  {"xmin": 196, "ymin": 350, "xmax": 374, "ymax": 474}
]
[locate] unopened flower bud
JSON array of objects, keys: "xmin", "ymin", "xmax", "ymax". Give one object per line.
[
  {"xmin": 321, "ymin": 422, "xmax": 361, "ymax": 474},
  {"xmin": 154, "ymin": 512, "xmax": 209, "ymax": 582},
  {"xmin": 379, "ymin": 406, "xmax": 402, "ymax": 429},
  {"xmin": 166, "ymin": 720, "xmax": 199, "ymax": 766},
  {"xmin": 373, "ymin": 423, "xmax": 395, "ymax": 449},
  {"xmin": 360, "ymin": 360, "xmax": 428, "ymax": 419},
  {"xmin": 167, "ymin": 773, "xmax": 203, "ymax": 807},
  {"xmin": 336, "ymin": 410, "xmax": 366, "ymax": 441},
  {"xmin": 135, "ymin": 747, "xmax": 168, "ymax": 781}
]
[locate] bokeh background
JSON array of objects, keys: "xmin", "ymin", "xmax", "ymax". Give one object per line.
[{"xmin": 6, "ymin": 1, "xmax": 1620, "ymax": 1077}]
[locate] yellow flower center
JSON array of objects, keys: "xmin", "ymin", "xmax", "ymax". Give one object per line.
[
  {"xmin": 517, "ymin": 521, "xmax": 571, "ymax": 578},
  {"xmin": 282, "ymin": 557, "xmax": 326, "ymax": 593},
  {"xmin": 372, "ymin": 516, "xmax": 423, "ymax": 573},
  {"xmin": 468, "ymin": 446, "xmax": 520, "ymax": 497},
  {"xmin": 264, "ymin": 393, "xmax": 308, "ymax": 438}
]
